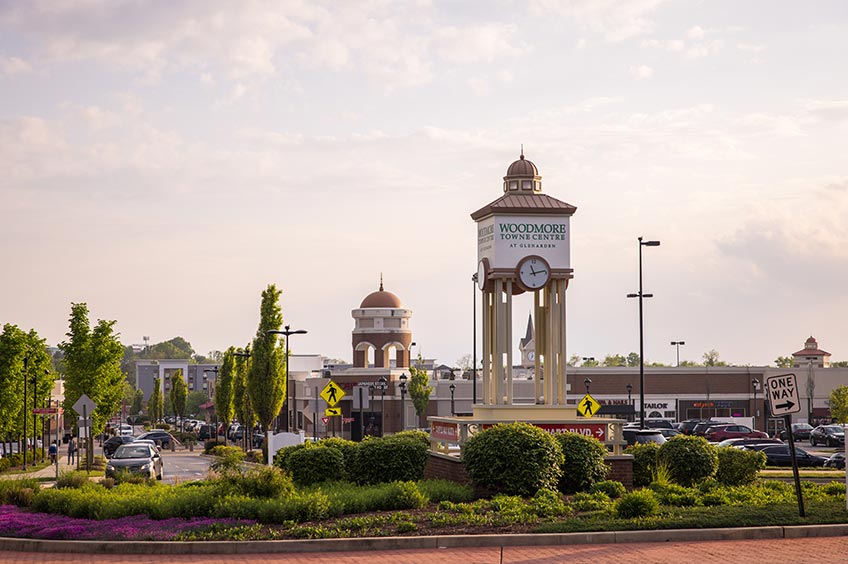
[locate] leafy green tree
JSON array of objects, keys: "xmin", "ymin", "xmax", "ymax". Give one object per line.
[
  {"xmin": 626, "ymin": 352, "xmax": 641, "ymax": 367},
  {"xmin": 215, "ymin": 348, "xmax": 237, "ymax": 439},
  {"xmin": 233, "ymin": 347, "xmax": 256, "ymax": 445},
  {"xmin": 170, "ymin": 369, "xmax": 187, "ymax": 428},
  {"xmin": 774, "ymin": 356, "xmax": 794, "ymax": 368},
  {"xmin": 582, "ymin": 358, "xmax": 599, "ymax": 367},
  {"xmin": 185, "ymin": 391, "xmax": 208, "ymax": 417},
  {"xmin": 60, "ymin": 303, "xmax": 124, "ymax": 438},
  {"xmin": 247, "ymin": 285, "xmax": 285, "ymax": 433},
  {"xmin": 602, "ymin": 354, "xmax": 627, "ymax": 367},
  {"xmin": 830, "ymin": 361, "xmax": 848, "ymax": 368},
  {"xmin": 702, "ymin": 349, "xmax": 728, "ymax": 367},
  {"xmin": 829, "ymin": 386, "xmax": 848, "ymax": 423},
  {"xmin": 130, "ymin": 388, "xmax": 144, "ymax": 417},
  {"xmin": 567, "ymin": 354, "xmax": 580, "ymax": 367},
  {"xmin": 408, "ymin": 354, "xmax": 433, "ymax": 427},
  {"xmin": 0, "ymin": 325, "xmax": 52, "ymax": 445}
]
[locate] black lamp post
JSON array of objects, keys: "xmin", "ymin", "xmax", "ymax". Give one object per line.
[
  {"xmin": 22, "ymin": 355, "xmax": 28, "ymax": 471},
  {"xmin": 399, "ymin": 373, "xmax": 408, "ymax": 431},
  {"xmin": 368, "ymin": 384, "xmax": 376, "ymax": 435},
  {"xmin": 472, "ymin": 272, "xmax": 478, "ymax": 406},
  {"xmin": 584, "ymin": 378, "xmax": 592, "ymax": 395},
  {"xmin": 377, "ymin": 376, "xmax": 387, "ymax": 436},
  {"xmin": 626, "ymin": 383, "xmax": 633, "ymax": 422},
  {"xmin": 449, "ymin": 383, "xmax": 456, "ymax": 416},
  {"xmin": 670, "ymin": 341, "xmax": 685, "ymax": 367},
  {"xmin": 267, "ymin": 326, "xmax": 308, "ymax": 432},
  {"xmin": 751, "ymin": 378, "xmax": 760, "ymax": 431},
  {"xmin": 233, "ymin": 349, "xmax": 251, "ymax": 447},
  {"xmin": 582, "ymin": 356, "xmax": 595, "ymax": 366},
  {"xmin": 627, "ymin": 236, "xmax": 660, "ymax": 429}
]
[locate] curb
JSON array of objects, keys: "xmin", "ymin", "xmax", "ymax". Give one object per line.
[{"xmin": 2, "ymin": 524, "xmax": 847, "ymax": 554}]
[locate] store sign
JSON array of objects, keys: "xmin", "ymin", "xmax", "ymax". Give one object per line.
[
  {"xmin": 477, "ymin": 215, "xmax": 570, "ymax": 270},
  {"xmin": 431, "ymin": 422, "xmax": 459, "ymax": 442}
]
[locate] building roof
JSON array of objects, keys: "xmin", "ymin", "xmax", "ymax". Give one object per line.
[
  {"xmin": 505, "ymin": 154, "xmax": 539, "ymax": 177},
  {"xmin": 471, "ymin": 193, "xmax": 577, "ymax": 220},
  {"xmin": 360, "ymin": 278, "xmax": 403, "ymax": 308},
  {"xmin": 520, "ymin": 314, "xmax": 533, "ymax": 348},
  {"xmin": 792, "ymin": 335, "xmax": 831, "ymax": 357}
]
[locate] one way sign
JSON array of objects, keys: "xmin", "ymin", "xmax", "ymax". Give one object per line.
[{"xmin": 765, "ymin": 373, "xmax": 801, "ymax": 416}]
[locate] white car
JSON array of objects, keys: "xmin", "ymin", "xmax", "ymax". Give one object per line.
[{"xmin": 119, "ymin": 424, "xmax": 134, "ymax": 436}]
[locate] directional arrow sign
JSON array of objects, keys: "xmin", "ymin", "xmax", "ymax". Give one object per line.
[
  {"xmin": 324, "ymin": 407, "xmax": 342, "ymax": 417},
  {"xmin": 766, "ymin": 373, "xmax": 801, "ymax": 417}
]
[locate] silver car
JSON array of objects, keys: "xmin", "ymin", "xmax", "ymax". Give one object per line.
[{"xmin": 105, "ymin": 444, "xmax": 163, "ymax": 480}]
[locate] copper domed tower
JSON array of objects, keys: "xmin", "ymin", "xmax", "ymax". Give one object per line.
[{"xmin": 351, "ymin": 277, "xmax": 413, "ymax": 368}]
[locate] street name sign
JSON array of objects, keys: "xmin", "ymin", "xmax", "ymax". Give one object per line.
[{"xmin": 765, "ymin": 373, "xmax": 801, "ymax": 416}]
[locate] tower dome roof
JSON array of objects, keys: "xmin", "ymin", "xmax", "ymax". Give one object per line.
[
  {"xmin": 360, "ymin": 278, "xmax": 403, "ymax": 308},
  {"xmin": 506, "ymin": 153, "xmax": 539, "ymax": 177}
]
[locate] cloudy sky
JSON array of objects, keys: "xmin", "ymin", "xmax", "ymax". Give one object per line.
[{"xmin": 2, "ymin": 0, "xmax": 847, "ymax": 368}]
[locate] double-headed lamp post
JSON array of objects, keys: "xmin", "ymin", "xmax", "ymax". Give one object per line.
[
  {"xmin": 751, "ymin": 378, "xmax": 760, "ymax": 431},
  {"xmin": 449, "ymin": 383, "xmax": 456, "ymax": 416},
  {"xmin": 377, "ymin": 376, "xmax": 387, "ymax": 436},
  {"xmin": 267, "ymin": 326, "xmax": 308, "ymax": 432},
  {"xmin": 670, "ymin": 341, "xmax": 685, "ymax": 367},
  {"xmin": 584, "ymin": 378, "xmax": 592, "ymax": 394},
  {"xmin": 627, "ymin": 236, "xmax": 661, "ymax": 429},
  {"xmin": 398, "ymin": 373, "xmax": 408, "ymax": 431}
]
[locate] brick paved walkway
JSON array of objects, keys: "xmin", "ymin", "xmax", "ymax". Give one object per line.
[{"xmin": 3, "ymin": 537, "xmax": 848, "ymax": 564}]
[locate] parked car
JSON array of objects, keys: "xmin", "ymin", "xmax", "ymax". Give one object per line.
[
  {"xmin": 692, "ymin": 421, "xmax": 733, "ymax": 437},
  {"xmin": 103, "ymin": 435, "xmax": 135, "ymax": 458},
  {"xmin": 623, "ymin": 428, "xmax": 667, "ymax": 446},
  {"xmin": 105, "ymin": 443, "xmax": 163, "ymax": 480},
  {"xmin": 705, "ymin": 424, "xmax": 769, "ymax": 442},
  {"xmin": 118, "ymin": 424, "xmax": 134, "ymax": 437},
  {"xmin": 197, "ymin": 424, "xmax": 215, "ymax": 441},
  {"xmin": 133, "ymin": 439, "xmax": 160, "ymax": 451},
  {"xmin": 644, "ymin": 419, "xmax": 675, "ymax": 430},
  {"xmin": 658, "ymin": 428, "xmax": 681, "ymax": 439},
  {"xmin": 755, "ymin": 444, "xmax": 827, "ymax": 467},
  {"xmin": 136, "ymin": 430, "xmax": 177, "ymax": 449},
  {"xmin": 716, "ymin": 437, "xmax": 782, "ymax": 449},
  {"xmin": 824, "ymin": 452, "xmax": 845, "ymax": 469},
  {"xmin": 677, "ymin": 419, "xmax": 706, "ymax": 435},
  {"xmin": 778, "ymin": 423, "xmax": 814, "ymax": 441},
  {"xmin": 809, "ymin": 425, "xmax": 846, "ymax": 447}
]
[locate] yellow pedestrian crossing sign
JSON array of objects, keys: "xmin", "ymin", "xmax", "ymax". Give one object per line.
[
  {"xmin": 320, "ymin": 380, "xmax": 345, "ymax": 407},
  {"xmin": 578, "ymin": 394, "xmax": 601, "ymax": 418},
  {"xmin": 325, "ymin": 407, "xmax": 342, "ymax": 417}
]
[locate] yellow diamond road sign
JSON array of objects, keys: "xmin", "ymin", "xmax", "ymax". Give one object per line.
[
  {"xmin": 325, "ymin": 407, "xmax": 342, "ymax": 417},
  {"xmin": 320, "ymin": 380, "xmax": 345, "ymax": 407},
  {"xmin": 578, "ymin": 393, "xmax": 601, "ymax": 418}
]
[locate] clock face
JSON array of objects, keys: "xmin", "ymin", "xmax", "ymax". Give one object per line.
[
  {"xmin": 477, "ymin": 259, "xmax": 488, "ymax": 291},
  {"xmin": 517, "ymin": 256, "xmax": 550, "ymax": 291},
  {"xmin": 527, "ymin": 351, "xmax": 535, "ymax": 362}
]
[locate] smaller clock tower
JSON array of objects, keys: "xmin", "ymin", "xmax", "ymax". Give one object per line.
[{"xmin": 519, "ymin": 314, "xmax": 535, "ymax": 368}]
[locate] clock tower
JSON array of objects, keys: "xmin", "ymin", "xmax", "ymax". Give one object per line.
[{"xmin": 471, "ymin": 151, "xmax": 576, "ymax": 408}]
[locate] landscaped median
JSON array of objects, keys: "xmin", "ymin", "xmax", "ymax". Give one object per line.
[{"xmin": 0, "ymin": 425, "xmax": 846, "ymax": 552}]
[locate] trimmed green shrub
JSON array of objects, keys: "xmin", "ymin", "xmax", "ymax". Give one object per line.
[
  {"xmin": 530, "ymin": 488, "xmax": 569, "ymax": 517},
  {"xmin": 624, "ymin": 442, "xmax": 661, "ymax": 487},
  {"xmin": 391, "ymin": 430, "xmax": 430, "ymax": 446},
  {"xmin": 383, "ymin": 481, "xmax": 429, "ymax": 509},
  {"xmin": 616, "ymin": 489, "xmax": 659, "ymax": 518},
  {"xmin": 273, "ymin": 442, "xmax": 315, "ymax": 471},
  {"xmin": 590, "ymin": 480, "xmax": 626, "ymax": 499},
  {"xmin": 287, "ymin": 446, "xmax": 346, "ymax": 486},
  {"xmin": 349, "ymin": 434, "xmax": 430, "ymax": 485},
  {"xmin": 657, "ymin": 435, "xmax": 718, "ymax": 486},
  {"xmin": 571, "ymin": 491, "xmax": 612, "ymax": 512},
  {"xmin": 462, "ymin": 422, "xmax": 564, "ymax": 496},
  {"xmin": 554, "ymin": 432, "xmax": 609, "ymax": 493},
  {"xmin": 715, "ymin": 446, "xmax": 766, "ymax": 485},
  {"xmin": 318, "ymin": 438, "xmax": 358, "ymax": 475},
  {"xmin": 0, "ymin": 478, "xmax": 39, "ymax": 506},
  {"xmin": 217, "ymin": 465, "xmax": 294, "ymax": 498},
  {"xmin": 56, "ymin": 470, "xmax": 92, "ymax": 489}
]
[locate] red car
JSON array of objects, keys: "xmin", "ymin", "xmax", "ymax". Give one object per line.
[{"xmin": 705, "ymin": 424, "xmax": 769, "ymax": 442}]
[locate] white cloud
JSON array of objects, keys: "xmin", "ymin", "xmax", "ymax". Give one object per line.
[
  {"xmin": 686, "ymin": 25, "xmax": 705, "ymax": 40},
  {"xmin": 433, "ymin": 24, "xmax": 528, "ymax": 63},
  {"xmin": 804, "ymin": 100, "xmax": 848, "ymax": 123},
  {"xmin": 529, "ymin": 0, "xmax": 667, "ymax": 42},
  {"xmin": 686, "ymin": 39, "xmax": 723, "ymax": 58},
  {"xmin": 629, "ymin": 64, "xmax": 654, "ymax": 79},
  {"xmin": 0, "ymin": 54, "xmax": 31, "ymax": 74}
]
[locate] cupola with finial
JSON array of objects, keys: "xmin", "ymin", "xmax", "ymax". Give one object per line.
[{"xmin": 503, "ymin": 145, "xmax": 542, "ymax": 194}]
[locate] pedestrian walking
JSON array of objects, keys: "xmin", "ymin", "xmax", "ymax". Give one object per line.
[
  {"xmin": 67, "ymin": 437, "xmax": 77, "ymax": 465},
  {"xmin": 48, "ymin": 441, "xmax": 57, "ymax": 464}
]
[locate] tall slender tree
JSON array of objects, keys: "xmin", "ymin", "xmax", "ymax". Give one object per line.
[
  {"xmin": 170, "ymin": 369, "xmax": 187, "ymax": 430},
  {"xmin": 147, "ymin": 377, "xmax": 164, "ymax": 423},
  {"xmin": 214, "ymin": 348, "xmax": 237, "ymax": 442},
  {"xmin": 408, "ymin": 354, "xmax": 433, "ymax": 428},
  {"xmin": 247, "ymin": 285, "xmax": 285, "ymax": 433},
  {"xmin": 232, "ymin": 347, "xmax": 256, "ymax": 449}
]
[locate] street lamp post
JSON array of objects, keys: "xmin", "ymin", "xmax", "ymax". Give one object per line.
[
  {"xmin": 22, "ymin": 355, "xmax": 28, "ymax": 471},
  {"xmin": 751, "ymin": 378, "xmax": 760, "ymax": 431},
  {"xmin": 232, "ymin": 349, "xmax": 251, "ymax": 448},
  {"xmin": 670, "ymin": 341, "xmax": 685, "ymax": 367},
  {"xmin": 399, "ymin": 373, "xmax": 408, "ymax": 431},
  {"xmin": 627, "ymin": 236, "xmax": 660, "ymax": 429},
  {"xmin": 204, "ymin": 367, "xmax": 219, "ymax": 443},
  {"xmin": 626, "ymin": 383, "xmax": 633, "ymax": 422},
  {"xmin": 582, "ymin": 356, "xmax": 595, "ymax": 367},
  {"xmin": 377, "ymin": 376, "xmax": 387, "ymax": 436},
  {"xmin": 472, "ymin": 272, "xmax": 477, "ymax": 406},
  {"xmin": 584, "ymin": 377, "xmax": 592, "ymax": 394},
  {"xmin": 368, "ymin": 384, "xmax": 376, "ymax": 435},
  {"xmin": 267, "ymin": 326, "xmax": 308, "ymax": 433},
  {"xmin": 449, "ymin": 383, "xmax": 456, "ymax": 416}
]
